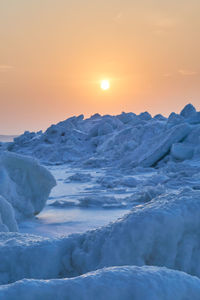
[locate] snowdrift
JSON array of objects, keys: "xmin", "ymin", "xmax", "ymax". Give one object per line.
[
  {"xmin": 0, "ymin": 152, "xmax": 56, "ymax": 221},
  {"xmin": 1, "ymin": 266, "xmax": 200, "ymax": 300},
  {"xmin": 5, "ymin": 104, "xmax": 200, "ymax": 167},
  {"xmin": 1, "ymin": 189, "xmax": 200, "ymax": 284}
]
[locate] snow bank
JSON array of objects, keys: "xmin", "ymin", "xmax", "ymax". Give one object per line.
[
  {"xmin": 0, "ymin": 152, "xmax": 56, "ymax": 221},
  {"xmin": 1, "ymin": 266, "xmax": 200, "ymax": 300},
  {"xmin": 2, "ymin": 189, "xmax": 200, "ymax": 284},
  {"xmin": 6, "ymin": 103, "xmax": 200, "ymax": 167},
  {"xmin": 61, "ymin": 188, "xmax": 200, "ymax": 278}
]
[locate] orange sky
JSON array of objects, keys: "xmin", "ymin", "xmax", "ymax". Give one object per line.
[{"xmin": 1, "ymin": 0, "xmax": 200, "ymax": 134}]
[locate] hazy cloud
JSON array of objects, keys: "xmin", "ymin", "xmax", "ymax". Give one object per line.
[
  {"xmin": 178, "ymin": 69, "xmax": 198, "ymax": 76},
  {"xmin": 0, "ymin": 65, "xmax": 14, "ymax": 72}
]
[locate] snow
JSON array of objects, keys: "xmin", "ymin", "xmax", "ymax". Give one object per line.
[
  {"xmin": 1, "ymin": 266, "xmax": 200, "ymax": 300},
  {"xmin": 1, "ymin": 104, "xmax": 200, "ymax": 298},
  {"xmin": 171, "ymin": 143, "xmax": 194, "ymax": 160},
  {"xmin": 180, "ymin": 103, "xmax": 197, "ymax": 118},
  {"xmin": 0, "ymin": 151, "xmax": 56, "ymax": 221},
  {"xmin": 6, "ymin": 103, "xmax": 199, "ymax": 167},
  {"xmin": 1, "ymin": 188, "xmax": 200, "ymax": 285},
  {"xmin": 0, "ymin": 196, "xmax": 18, "ymax": 232}
]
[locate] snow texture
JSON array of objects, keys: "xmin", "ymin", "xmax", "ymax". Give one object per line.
[
  {"xmin": 1, "ymin": 266, "xmax": 200, "ymax": 300},
  {"xmin": 1, "ymin": 188, "xmax": 200, "ymax": 284}
]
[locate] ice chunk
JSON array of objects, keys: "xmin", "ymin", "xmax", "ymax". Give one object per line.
[
  {"xmin": 136, "ymin": 123, "xmax": 191, "ymax": 167},
  {"xmin": 0, "ymin": 196, "xmax": 18, "ymax": 232},
  {"xmin": 67, "ymin": 173, "xmax": 92, "ymax": 183},
  {"xmin": 0, "ymin": 152, "xmax": 56, "ymax": 220},
  {"xmin": 4, "ymin": 103, "xmax": 199, "ymax": 168},
  {"xmin": 98, "ymin": 122, "xmax": 113, "ymax": 136},
  {"xmin": 180, "ymin": 103, "xmax": 196, "ymax": 118},
  {"xmin": 171, "ymin": 143, "xmax": 194, "ymax": 161},
  {"xmin": 138, "ymin": 111, "xmax": 152, "ymax": 121}
]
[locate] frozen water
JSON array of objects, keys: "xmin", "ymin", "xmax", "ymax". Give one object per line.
[
  {"xmin": 0, "ymin": 196, "xmax": 18, "ymax": 232},
  {"xmin": 5, "ymin": 103, "xmax": 200, "ymax": 168},
  {"xmin": 0, "ymin": 151, "xmax": 56, "ymax": 221},
  {"xmin": 1, "ymin": 104, "xmax": 200, "ymax": 298}
]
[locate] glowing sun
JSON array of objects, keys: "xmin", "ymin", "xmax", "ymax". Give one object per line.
[{"xmin": 100, "ymin": 79, "xmax": 110, "ymax": 90}]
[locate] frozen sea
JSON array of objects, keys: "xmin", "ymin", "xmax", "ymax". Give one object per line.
[
  {"xmin": 2, "ymin": 104, "xmax": 200, "ymax": 299},
  {"xmin": 19, "ymin": 165, "xmax": 130, "ymax": 237}
]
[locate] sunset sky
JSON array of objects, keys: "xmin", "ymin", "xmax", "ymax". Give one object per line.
[{"xmin": 1, "ymin": 0, "xmax": 200, "ymax": 134}]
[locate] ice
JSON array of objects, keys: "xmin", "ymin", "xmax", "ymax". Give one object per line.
[
  {"xmin": 128, "ymin": 123, "xmax": 191, "ymax": 167},
  {"xmin": 1, "ymin": 104, "xmax": 200, "ymax": 298},
  {"xmin": 0, "ymin": 196, "xmax": 18, "ymax": 232},
  {"xmin": 180, "ymin": 103, "xmax": 197, "ymax": 118},
  {"xmin": 19, "ymin": 206, "xmax": 128, "ymax": 237},
  {"xmin": 67, "ymin": 173, "xmax": 92, "ymax": 183},
  {"xmin": 1, "ymin": 266, "xmax": 200, "ymax": 300},
  {"xmin": 171, "ymin": 143, "xmax": 194, "ymax": 161},
  {"xmin": 1, "ymin": 188, "xmax": 200, "ymax": 284},
  {"xmin": 6, "ymin": 103, "xmax": 199, "ymax": 167},
  {"xmin": 0, "ymin": 151, "xmax": 56, "ymax": 221}
]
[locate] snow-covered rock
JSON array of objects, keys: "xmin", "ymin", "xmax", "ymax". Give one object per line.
[
  {"xmin": 1, "ymin": 266, "xmax": 200, "ymax": 300},
  {"xmin": 0, "ymin": 152, "xmax": 56, "ymax": 220}
]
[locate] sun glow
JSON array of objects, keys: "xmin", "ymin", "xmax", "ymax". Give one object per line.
[{"xmin": 100, "ymin": 79, "xmax": 110, "ymax": 90}]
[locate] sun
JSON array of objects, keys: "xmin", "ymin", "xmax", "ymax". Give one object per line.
[{"xmin": 100, "ymin": 79, "xmax": 110, "ymax": 90}]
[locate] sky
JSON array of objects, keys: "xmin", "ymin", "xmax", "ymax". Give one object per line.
[{"xmin": 1, "ymin": 0, "xmax": 200, "ymax": 134}]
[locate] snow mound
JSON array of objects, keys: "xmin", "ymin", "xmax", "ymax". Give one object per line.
[
  {"xmin": 61, "ymin": 188, "xmax": 200, "ymax": 278},
  {"xmin": 6, "ymin": 103, "xmax": 200, "ymax": 167},
  {"xmin": 0, "ymin": 152, "xmax": 56, "ymax": 220},
  {"xmin": 2, "ymin": 189, "xmax": 200, "ymax": 284},
  {"xmin": 1, "ymin": 266, "xmax": 200, "ymax": 300}
]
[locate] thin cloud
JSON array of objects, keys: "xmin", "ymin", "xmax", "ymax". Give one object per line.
[
  {"xmin": 178, "ymin": 69, "xmax": 198, "ymax": 76},
  {"xmin": 0, "ymin": 65, "xmax": 14, "ymax": 72}
]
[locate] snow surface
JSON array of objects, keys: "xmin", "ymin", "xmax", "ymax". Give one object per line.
[
  {"xmin": 1, "ymin": 104, "xmax": 200, "ymax": 298},
  {"xmin": 0, "ymin": 151, "xmax": 56, "ymax": 221},
  {"xmin": 1, "ymin": 266, "xmax": 200, "ymax": 300}
]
